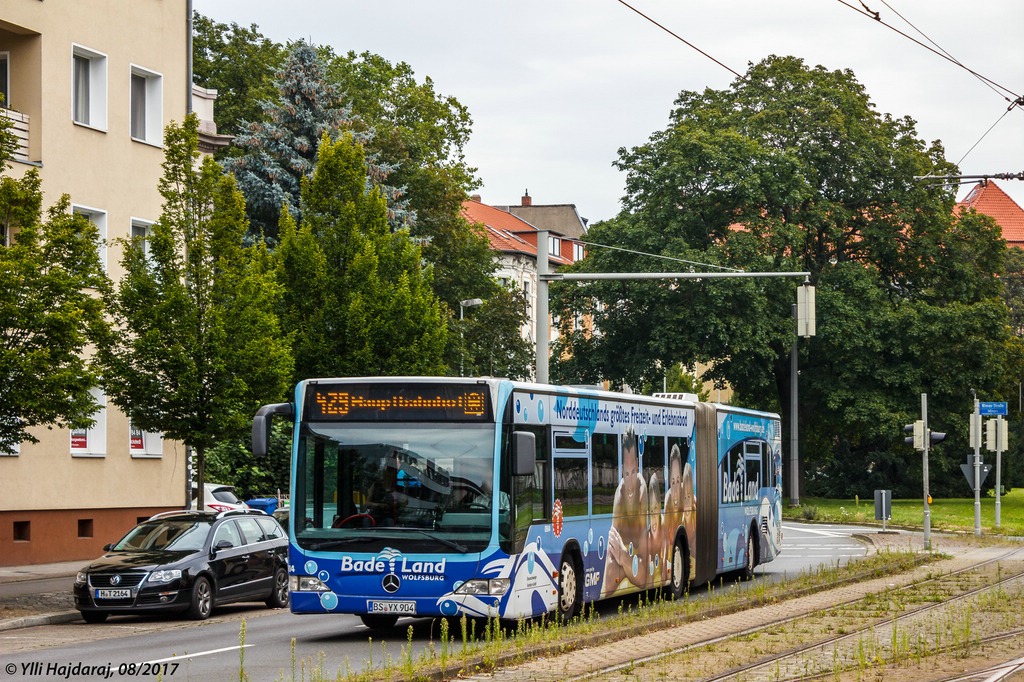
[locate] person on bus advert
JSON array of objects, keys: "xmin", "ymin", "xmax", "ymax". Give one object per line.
[{"xmin": 602, "ymin": 427, "xmax": 650, "ymax": 596}]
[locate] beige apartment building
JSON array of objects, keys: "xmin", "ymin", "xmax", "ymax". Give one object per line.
[{"xmin": 0, "ymin": 0, "xmax": 192, "ymax": 565}]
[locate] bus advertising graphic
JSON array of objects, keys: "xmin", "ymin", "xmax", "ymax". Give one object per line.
[{"xmin": 253, "ymin": 377, "xmax": 782, "ymax": 628}]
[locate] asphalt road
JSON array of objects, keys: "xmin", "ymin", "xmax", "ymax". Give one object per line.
[{"xmin": 0, "ymin": 522, "xmax": 872, "ymax": 681}]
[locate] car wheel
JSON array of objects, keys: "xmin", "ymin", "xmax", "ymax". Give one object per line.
[
  {"xmin": 359, "ymin": 613, "xmax": 398, "ymax": 630},
  {"xmin": 186, "ymin": 576, "xmax": 214, "ymax": 620},
  {"xmin": 556, "ymin": 551, "xmax": 582, "ymax": 623},
  {"xmin": 82, "ymin": 611, "xmax": 108, "ymax": 624},
  {"xmin": 669, "ymin": 535, "xmax": 689, "ymax": 600},
  {"xmin": 265, "ymin": 567, "xmax": 289, "ymax": 609}
]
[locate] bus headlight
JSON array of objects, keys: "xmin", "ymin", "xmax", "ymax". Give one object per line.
[
  {"xmin": 291, "ymin": 575, "xmax": 330, "ymax": 591},
  {"xmin": 455, "ymin": 578, "xmax": 510, "ymax": 596}
]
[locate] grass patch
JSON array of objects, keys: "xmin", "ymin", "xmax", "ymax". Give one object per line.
[{"xmin": 783, "ymin": 488, "xmax": 1024, "ymax": 537}]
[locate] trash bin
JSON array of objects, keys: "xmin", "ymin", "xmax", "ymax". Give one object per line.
[{"xmin": 246, "ymin": 497, "xmax": 278, "ymax": 514}]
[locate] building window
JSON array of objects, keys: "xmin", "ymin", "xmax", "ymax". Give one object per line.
[
  {"xmin": 73, "ymin": 205, "xmax": 107, "ymax": 272},
  {"xmin": 548, "ymin": 236, "xmax": 561, "ymax": 257},
  {"xmin": 573, "ymin": 242, "xmax": 585, "ymax": 261},
  {"xmin": 72, "ymin": 45, "xmax": 107, "ymax": 129},
  {"xmin": 131, "ymin": 218, "xmax": 154, "ymax": 261},
  {"xmin": 13, "ymin": 521, "xmax": 30, "ymax": 542},
  {"xmin": 130, "ymin": 421, "xmax": 163, "ymax": 458},
  {"xmin": 77, "ymin": 519, "xmax": 94, "ymax": 539},
  {"xmin": 70, "ymin": 388, "xmax": 106, "ymax": 457},
  {"xmin": 0, "ymin": 52, "xmax": 9, "ymax": 108},
  {"xmin": 130, "ymin": 65, "xmax": 162, "ymax": 144}
]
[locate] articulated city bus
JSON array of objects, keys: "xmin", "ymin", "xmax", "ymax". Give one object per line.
[{"xmin": 252, "ymin": 377, "xmax": 782, "ymax": 630}]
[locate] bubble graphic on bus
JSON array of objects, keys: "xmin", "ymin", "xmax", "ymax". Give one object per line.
[
  {"xmin": 320, "ymin": 592, "xmax": 338, "ymax": 610},
  {"xmin": 304, "ymin": 560, "xmax": 318, "ymax": 575}
]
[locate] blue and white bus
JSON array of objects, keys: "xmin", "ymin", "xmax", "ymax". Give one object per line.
[{"xmin": 251, "ymin": 377, "xmax": 782, "ymax": 630}]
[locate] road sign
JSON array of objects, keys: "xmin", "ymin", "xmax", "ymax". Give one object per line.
[
  {"xmin": 979, "ymin": 402, "xmax": 1008, "ymax": 416},
  {"xmin": 961, "ymin": 462, "xmax": 992, "ymax": 488}
]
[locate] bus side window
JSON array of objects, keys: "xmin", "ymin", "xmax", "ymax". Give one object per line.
[{"xmin": 510, "ymin": 424, "xmax": 549, "ymax": 554}]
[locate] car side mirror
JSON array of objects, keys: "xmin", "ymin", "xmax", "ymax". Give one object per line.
[
  {"xmin": 102, "ymin": 543, "xmax": 113, "ymax": 552},
  {"xmin": 212, "ymin": 539, "xmax": 234, "ymax": 555}
]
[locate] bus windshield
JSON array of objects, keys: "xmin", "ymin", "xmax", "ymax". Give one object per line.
[{"xmin": 294, "ymin": 422, "xmax": 497, "ymax": 554}]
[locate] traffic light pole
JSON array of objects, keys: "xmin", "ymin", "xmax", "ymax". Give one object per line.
[
  {"xmin": 972, "ymin": 394, "xmax": 982, "ymax": 537},
  {"xmin": 921, "ymin": 393, "xmax": 930, "ymax": 551}
]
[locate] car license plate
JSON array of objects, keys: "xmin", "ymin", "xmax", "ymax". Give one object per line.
[
  {"xmin": 368, "ymin": 600, "xmax": 416, "ymax": 614},
  {"xmin": 96, "ymin": 589, "xmax": 131, "ymax": 599}
]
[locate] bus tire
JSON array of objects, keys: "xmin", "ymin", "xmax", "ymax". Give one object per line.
[
  {"xmin": 556, "ymin": 550, "xmax": 582, "ymax": 623},
  {"xmin": 741, "ymin": 527, "xmax": 758, "ymax": 581},
  {"xmin": 360, "ymin": 613, "xmax": 399, "ymax": 630},
  {"xmin": 668, "ymin": 535, "xmax": 689, "ymax": 600}
]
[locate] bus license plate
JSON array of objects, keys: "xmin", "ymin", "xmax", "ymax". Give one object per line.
[
  {"xmin": 369, "ymin": 600, "xmax": 416, "ymax": 615},
  {"xmin": 96, "ymin": 589, "xmax": 131, "ymax": 599}
]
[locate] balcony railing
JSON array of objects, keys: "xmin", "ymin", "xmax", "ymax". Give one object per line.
[{"xmin": 1, "ymin": 108, "xmax": 30, "ymax": 163}]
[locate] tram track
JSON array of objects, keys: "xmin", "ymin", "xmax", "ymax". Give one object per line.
[{"xmin": 553, "ymin": 544, "xmax": 1024, "ymax": 682}]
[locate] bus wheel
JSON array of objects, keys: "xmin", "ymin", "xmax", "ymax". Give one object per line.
[
  {"xmin": 360, "ymin": 613, "xmax": 399, "ymax": 630},
  {"xmin": 557, "ymin": 552, "xmax": 581, "ymax": 623},
  {"xmin": 669, "ymin": 536, "xmax": 688, "ymax": 600},
  {"xmin": 741, "ymin": 531, "xmax": 757, "ymax": 581}
]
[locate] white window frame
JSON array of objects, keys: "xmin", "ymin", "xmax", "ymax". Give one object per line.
[
  {"xmin": 129, "ymin": 421, "xmax": 164, "ymax": 458},
  {"xmin": 72, "ymin": 205, "xmax": 108, "ymax": 273},
  {"xmin": 573, "ymin": 242, "xmax": 585, "ymax": 261},
  {"xmin": 0, "ymin": 52, "xmax": 10, "ymax": 108},
  {"xmin": 71, "ymin": 44, "xmax": 107, "ymax": 130},
  {"xmin": 130, "ymin": 217, "xmax": 155, "ymax": 262},
  {"xmin": 548, "ymin": 236, "xmax": 561, "ymax": 257},
  {"xmin": 129, "ymin": 64, "xmax": 162, "ymax": 145},
  {"xmin": 70, "ymin": 388, "xmax": 107, "ymax": 458}
]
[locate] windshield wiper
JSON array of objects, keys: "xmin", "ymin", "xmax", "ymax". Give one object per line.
[
  {"xmin": 307, "ymin": 537, "xmax": 374, "ymax": 550},
  {"xmin": 412, "ymin": 530, "xmax": 468, "ymax": 553}
]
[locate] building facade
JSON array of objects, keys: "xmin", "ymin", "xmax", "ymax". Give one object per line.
[{"xmin": 0, "ymin": 0, "xmax": 191, "ymax": 565}]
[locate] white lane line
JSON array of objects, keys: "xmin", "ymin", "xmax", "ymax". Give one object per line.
[
  {"xmin": 144, "ymin": 644, "xmax": 253, "ymax": 664},
  {"xmin": 781, "ymin": 524, "xmax": 847, "ymax": 537}
]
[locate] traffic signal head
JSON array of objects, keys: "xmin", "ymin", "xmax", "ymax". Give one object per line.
[
  {"xmin": 929, "ymin": 431, "xmax": 946, "ymax": 444},
  {"xmin": 904, "ymin": 420, "xmax": 925, "ymax": 450}
]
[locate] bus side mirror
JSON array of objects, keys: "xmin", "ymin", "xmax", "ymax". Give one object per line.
[
  {"xmin": 252, "ymin": 403, "xmax": 294, "ymax": 457},
  {"xmin": 511, "ymin": 431, "xmax": 536, "ymax": 477}
]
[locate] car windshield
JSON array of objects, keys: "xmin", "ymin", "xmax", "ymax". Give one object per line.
[{"xmin": 113, "ymin": 519, "xmax": 211, "ymax": 552}]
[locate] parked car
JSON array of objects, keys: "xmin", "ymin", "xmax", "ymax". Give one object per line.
[
  {"xmin": 73, "ymin": 510, "xmax": 288, "ymax": 623},
  {"xmin": 189, "ymin": 483, "xmax": 249, "ymax": 512}
]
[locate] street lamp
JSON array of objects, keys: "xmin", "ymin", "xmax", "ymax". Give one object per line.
[{"xmin": 459, "ymin": 298, "xmax": 483, "ymax": 377}]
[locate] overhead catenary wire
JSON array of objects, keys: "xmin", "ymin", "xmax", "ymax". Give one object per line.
[
  {"xmin": 581, "ymin": 240, "xmax": 744, "ymax": 272},
  {"xmin": 835, "ymin": 0, "xmax": 1021, "ymax": 105},
  {"xmin": 615, "ymin": 0, "xmax": 742, "ymax": 79}
]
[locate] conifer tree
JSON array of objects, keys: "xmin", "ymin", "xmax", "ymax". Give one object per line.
[
  {"xmin": 276, "ymin": 132, "xmax": 446, "ymax": 380},
  {"xmin": 224, "ymin": 41, "xmax": 407, "ymax": 242}
]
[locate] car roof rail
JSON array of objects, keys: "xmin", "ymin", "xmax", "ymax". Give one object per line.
[
  {"xmin": 215, "ymin": 509, "xmax": 266, "ymax": 519},
  {"xmin": 148, "ymin": 509, "xmax": 205, "ymax": 520}
]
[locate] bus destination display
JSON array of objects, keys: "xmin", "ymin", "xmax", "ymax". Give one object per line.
[{"xmin": 306, "ymin": 383, "xmax": 491, "ymax": 422}]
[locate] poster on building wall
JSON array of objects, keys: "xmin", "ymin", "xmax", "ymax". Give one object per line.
[
  {"xmin": 130, "ymin": 425, "xmax": 144, "ymax": 451},
  {"xmin": 70, "ymin": 428, "xmax": 88, "ymax": 449}
]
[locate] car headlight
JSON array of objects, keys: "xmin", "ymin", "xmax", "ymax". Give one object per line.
[
  {"xmin": 147, "ymin": 569, "xmax": 182, "ymax": 584},
  {"xmin": 75, "ymin": 572, "xmax": 87, "ymax": 586},
  {"xmin": 455, "ymin": 578, "xmax": 510, "ymax": 596},
  {"xmin": 290, "ymin": 575, "xmax": 329, "ymax": 591}
]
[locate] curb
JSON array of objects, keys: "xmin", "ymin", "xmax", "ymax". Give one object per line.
[{"xmin": 0, "ymin": 610, "xmax": 80, "ymax": 632}]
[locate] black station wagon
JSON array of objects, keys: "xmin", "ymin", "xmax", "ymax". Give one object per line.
[{"xmin": 73, "ymin": 509, "xmax": 289, "ymax": 622}]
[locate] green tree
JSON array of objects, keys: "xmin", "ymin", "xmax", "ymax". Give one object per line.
[
  {"xmin": 99, "ymin": 114, "xmax": 293, "ymax": 504},
  {"xmin": 460, "ymin": 286, "xmax": 534, "ymax": 380},
  {"xmin": 0, "ymin": 150, "xmax": 110, "ymax": 452},
  {"xmin": 276, "ymin": 132, "xmax": 447, "ymax": 380},
  {"xmin": 552, "ymin": 56, "xmax": 1009, "ymax": 497},
  {"xmin": 191, "ymin": 13, "xmax": 285, "ymax": 143}
]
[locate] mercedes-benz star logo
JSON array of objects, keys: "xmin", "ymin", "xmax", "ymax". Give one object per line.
[
  {"xmin": 110, "ymin": 575, "xmax": 121, "ymax": 586},
  {"xmin": 382, "ymin": 573, "xmax": 401, "ymax": 593}
]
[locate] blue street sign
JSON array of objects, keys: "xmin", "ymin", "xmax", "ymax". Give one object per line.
[{"xmin": 979, "ymin": 402, "xmax": 1008, "ymax": 416}]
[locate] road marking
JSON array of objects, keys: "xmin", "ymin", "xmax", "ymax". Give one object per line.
[
  {"xmin": 781, "ymin": 524, "xmax": 849, "ymax": 538},
  {"xmin": 144, "ymin": 644, "xmax": 253, "ymax": 664}
]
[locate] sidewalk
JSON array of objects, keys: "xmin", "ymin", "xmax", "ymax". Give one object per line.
[{"xmin": 0, "ymin": 559, "xmax": 83, "ymax": 631}]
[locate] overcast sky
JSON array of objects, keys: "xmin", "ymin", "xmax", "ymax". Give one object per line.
[{"xmin": 194, "ymin": 0, "xmax": 1024, "ymax": 225}]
